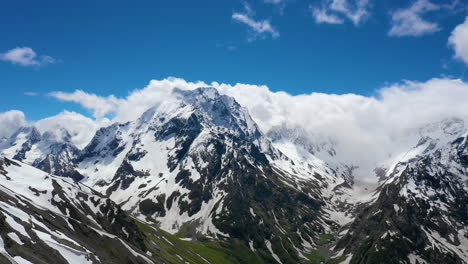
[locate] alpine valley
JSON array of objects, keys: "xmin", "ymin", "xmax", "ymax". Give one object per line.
[{"xmin": 0, "ymin": 87, "xmax": 467, "ymax": 264}]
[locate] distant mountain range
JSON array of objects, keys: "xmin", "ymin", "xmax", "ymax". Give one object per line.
[{"xmin": 0, "ymin": 87, "xmax": 466, "ymax": 264}]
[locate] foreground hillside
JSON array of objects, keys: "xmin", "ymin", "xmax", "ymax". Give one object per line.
[{"xmin": 0, "ymin": 157, "xmax": 278, "ymax": 264}]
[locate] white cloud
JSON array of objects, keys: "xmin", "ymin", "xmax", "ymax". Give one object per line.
[
  {"xmin": 0, "ymin": 110, "xmax": 107, "ymax": 149},
  {"xmin": 232, "ymin": 4, "xmax": 279, "ymax": 40},
  {"xmin": 221, "ymin": 78, "xmax": 468, "ymax": 178},
  {"xmin": 24, "ymin": 92, "xmax": 39, "ymax": 96},
  {"xmin": 448, "ymin": 16, "xmax": 468, "ymax": 64},
  {"xmin": 35, "ymin": 111, "xmax": 109, "ymax": 149},
  {"xmin": 0, "ymin": 110, "xmax": 27, "ymax": 139},
  {"xmin": 48, "ymin": 77, "xmax": 468, "ymax": 180},
  {"xmin": 311, "ymin": 0, "xmax": 370, "ymax": 26},
  {"xmin": 388, "ymin": 0, "xmax": 441, "ymax": 37},
  {"xmin": 49, "ymin": 90, "xmax": 124, "ymax": 119},
  {"xmin": 0, "ymin": 47, "xmax": 56, "ymax": 66},
  {"xmin": 311, "ymin": 6, "xmax": 344, "ymax": 24}
]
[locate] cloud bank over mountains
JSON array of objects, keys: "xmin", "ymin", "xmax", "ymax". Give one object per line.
[
  {"xmin": 0, "ymin": 110, "xmax": 27, "ymax": 139},
  {"xmin": 4, "ymin": 76, "xmax": 468, "ymax": 179},
  {"xmin": 2, "ymin": 14, "xmax": 468, "ymax": 177},
  {"xmin": 34, "ymin": 111, "xmax": 110, "ymax": 149}
]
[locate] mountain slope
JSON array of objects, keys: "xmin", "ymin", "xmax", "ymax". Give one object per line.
[
  {"xmin": 0, "ymin": 157, "xmax": 277, "ymax": 264},
  {"xmin": 335, "ymin": 119, "xmax": 468, "ymax": 264},
  {"xmin": 0, "ymin": 157, "xmax": 153, "ymax": 264}
]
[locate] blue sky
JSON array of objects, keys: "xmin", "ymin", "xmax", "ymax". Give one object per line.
[{"xmin": 1, "ymin": 0, "xmax": 467, "ymax": 120}]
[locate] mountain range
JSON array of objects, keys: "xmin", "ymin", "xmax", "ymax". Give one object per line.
[{"xmin": 0, "ymin": 87, "xmax": 466, "ymax": 264}]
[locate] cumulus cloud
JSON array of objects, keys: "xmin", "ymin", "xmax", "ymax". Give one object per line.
[
  {"xmin": 49, "ymin": 90, "xmax": 124, "ymax": 119},
  {"xmin": 232, "ymin": 4, "xmax": 279, "ymax": 40},
  {"xmin": 48, "ymin": 77, "xmax": 468, "ymax": 179},
  {"xmin": 388, "ymin": 0, "xmax": 440, "ymax": 37},
  {"xmin": 448, "ymin": 16, "xmax": 468, "ymax": 65},
  {"xmin": 311, "ymin": 0, "xmax": 370, "ymax": 26},
  {"xmin": 0, "ymin": 110, "xmax": 27, "ymax": 139},
  {"xmin": 311, "ymin": 5, "xmax": 344, "ymax": 24},
  {"xmin": 0, "ymin": 47, "xmax": 56, "ymax": 67}
]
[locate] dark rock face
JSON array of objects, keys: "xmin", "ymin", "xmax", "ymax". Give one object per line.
[
  {"xmin": 33, "ymin": 143, "xmax": 84, "ymax": 181},
  {"xmin": 161, "ymin": 113, "xmax": 204, "ymax": 171},
  {"xmin": 139, "ymin": 196, "xmax": 166, "ymax": 217},
  {"xmin": 107, "ymin": 160, "xmax": 150, "ymax": 194},
  {"xmin": 11, "ymin": 127, "xmax": 41, "ymax": 161}
]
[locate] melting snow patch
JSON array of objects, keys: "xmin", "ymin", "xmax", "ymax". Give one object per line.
[
  {"xmin": 341, "ymin": 254, "xmax": 353, "ymax": 264},
  {"xmin": 249, "ymin": 208, "xmax": 256, "ymax": 217},
  {"xmin": 122, "ymin": 227, "xmax": 129, "ymax": 238},
  {"xmin": 249, "ymin": 240, "xmax": 255, "ymax": 251},
  {"xmin": 7, "ymin": 232, "xmax": 23, "ymax": 245},
  {"xmin": 3, "ymin": 213, "xmax": 30, "ymax": 239},
  {"xmin": 266, "ymin": 240, "xmax": 282, "ymax": 264},
  {"xmin": 13, "ymin": 256, "xmax": 33, "ymax": 264},
  {"xmin": 0, "ymin": 236, "xmax": 16, "ymax": 263},
  {"xmin": 324, "ymin": 208, "xmax": 353, "ymax": 226},
  {"xmin": 408, "ymin": 253, "xmax": 427, "ymax": 264},
  {"xmin": 34, "ymin": 229, "xmax": 93, "ymax": 264},
  {"xmin": 89, "ymin": 227, "xmax": 117, "ymax": 238},
  {"xmin": 118, "ymin": 238, "xmax": 153, "ymax": 264}
]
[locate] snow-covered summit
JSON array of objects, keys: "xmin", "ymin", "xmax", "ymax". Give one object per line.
[{"xmin": 173, "ymin": 87, "xmax": 263, "ymax": 140}]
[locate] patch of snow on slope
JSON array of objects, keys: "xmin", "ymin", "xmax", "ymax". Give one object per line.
[
  {"xmin": 7, "ymin": 233, "xmax": 23, "ymax": 245},
  {"xmin": 34, "ymin": 229, "xmax": 93, "ymax": 264},
  {"xmin": 266, "ymin": 240, "xmax": 282, "ymax": 264}
]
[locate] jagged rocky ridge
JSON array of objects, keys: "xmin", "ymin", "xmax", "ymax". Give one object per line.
[{"xmin": 0, "ymin": 127, "xmax": 83, "ymax": 181}]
